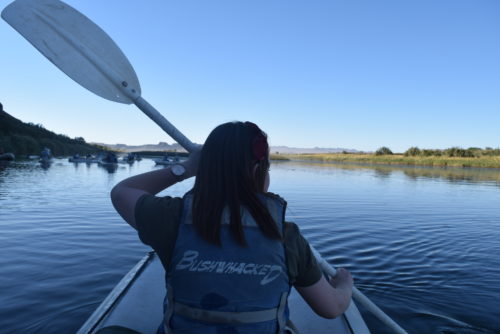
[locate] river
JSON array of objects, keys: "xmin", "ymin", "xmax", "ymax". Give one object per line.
[{"xmin": 1, "ymin": 158, "xmax": 499, "ymax": 333}]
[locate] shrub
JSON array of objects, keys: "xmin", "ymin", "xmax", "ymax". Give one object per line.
[
  {"xmin": 422, "ymin": 150, "xmax": 441, "ymax": 157},
  {"xmin": 375, "ymin": 147, "xmax": 393, "ymax": 155},
  {"xmin": 8, "ymin": 134, "xmax": 40, "ymax": 155},
  {"xmin": 0, "ymin": 137, "xmax": 14, "ymax": 153},
  {"xmin": 444, "ymin": 147, "xmax": 474, "ymax": 158},
  {"xmin": 466, "ymin": 148, "xmax": 478, "ymax": 157},
  {"xmin": 404, "ymin": 147, "xmax": 421, "ymax": 156},
  {"xmin": 483, "ymin": 148, "xmax": 500, "ymax": 156},
  {"xmin": 422, "ymin": 149, "xmax": 441, "ymax": 157}
]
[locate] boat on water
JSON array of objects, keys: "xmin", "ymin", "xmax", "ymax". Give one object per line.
[
  {"xmin": 98, "ymin": 152, "xmax": 118, "ymax": 166},
  {"xmin": 39, "ymin": 147, "xmax": 53, "ymax": 165},
  {"xmin": 69, "ymin": 158, "xmax": 88, "ymax": 163},
  {"xmin": 70, "ymin": 154, "xmax": 98, "ymax": 163},
  {"xmin": 121, "ymin": 153, "xmax": 139, "ymax": 164},
  {"xmin": 0, "ymin": 152, "xmax": 15, "ymax": 161},
  {"xmin": 154, "ymin": 155, "xmax": 180, "ymax": 166},
  {"xmin": 77, "ymin": 252, "xmax": 371, "ymax": 334},
  {"xmin": 69, "ymin": 154, "xmax": 87, "ymax": 163}
]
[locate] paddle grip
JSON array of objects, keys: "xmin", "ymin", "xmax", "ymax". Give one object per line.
[{"xmin": 134, "ymin": 96, "xmax": 197, "ymax": 152}]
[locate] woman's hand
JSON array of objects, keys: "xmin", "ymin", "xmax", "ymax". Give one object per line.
[
  {"xmin": 329, "ymin": 268, "xmax": 353, "ymax": 291},
  {"xmin": 111, "ymin": 145, "xmax": 203, "ymax": 229},
  {"xmin": 296, "ymin": 269, "xmax": 354, "ymax": 319},
  {"xmin": 182, "ymin": 145, "xmax": 202, "ymax": 179}
]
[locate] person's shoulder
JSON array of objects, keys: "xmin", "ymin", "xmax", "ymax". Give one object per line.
[
  {"xmin": 264, "ymin": 191, "xmax": 283, "ymax": 199},
  {"xmin": 136, "ymin": 194, "xmax": 183, "ymax": 216},
  {"xmin": 283, "ymin": 221, "xmax": 301, "ymax": 238},
  {"xmin": 135, "ymin": 194, "xmax": 184, "ymax": 236},
  {"xmin": 138, "ymin": 193, "xmax": 182, "ymax": 206},
  {"xmin": 263, "ymin": 191, "xmax": 287, "ymax": 205},
  {"xmin": 135, "ymin": 194, "xmax": 184, "ymax": 258}
]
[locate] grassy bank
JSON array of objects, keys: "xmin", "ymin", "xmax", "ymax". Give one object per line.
[
  {"xmin": 270, "ymin": 154, "xmax": 290, "ymax": 161},
  {"xmin": 277, "ymin": 153, "xmax": 500, "ymax": 168}
]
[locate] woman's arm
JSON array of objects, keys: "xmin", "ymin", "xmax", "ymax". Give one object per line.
[
  {"xmin": 110, "ymin": 150, "xmax": 200, "ymax": 229},
  {"xmin": 295, "ymin": 268, "xmax": 353, "ymax": 319},
  {"xmin": 110, "ymin": 167, "xmax": 178, "ymax": 229}
]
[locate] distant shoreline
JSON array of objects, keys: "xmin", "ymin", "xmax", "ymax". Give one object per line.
[{"xmin": 270, "ymin": 153, "xmax": 500, "ymax": 169}]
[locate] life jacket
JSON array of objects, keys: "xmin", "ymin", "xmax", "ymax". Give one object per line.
[{"xmin": 164, "ymin": 193, "xmax": 291, "ymax": 334}]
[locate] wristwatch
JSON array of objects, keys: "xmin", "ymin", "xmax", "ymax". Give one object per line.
[{"xmin": 170, "ymin": 164, "xmax": 186, "ymax": 181}]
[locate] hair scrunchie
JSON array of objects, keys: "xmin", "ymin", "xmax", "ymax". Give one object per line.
[{"xmin": 245, "ymin": 121, "xmax": 269, "ymax": 161}]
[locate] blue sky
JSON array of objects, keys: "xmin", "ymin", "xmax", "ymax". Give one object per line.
[{"xmin": 1, "ymin": 0, "xmax": 499, "ymax": 152}]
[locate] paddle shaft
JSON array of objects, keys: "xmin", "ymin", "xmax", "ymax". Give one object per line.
[
  {"xmin": 134, "ymin": 97, "xmax": 196, "ymax": 152},
  {"xmin": 311, "ymin": 247, "xmax": 409, "ymax": 334}
]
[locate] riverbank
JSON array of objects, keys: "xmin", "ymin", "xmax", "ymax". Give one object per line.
[{"xmin": 272, "ymin": 153, "xmax": 500, "ymax": 168}]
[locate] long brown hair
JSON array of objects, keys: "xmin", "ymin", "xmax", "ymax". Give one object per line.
[{"xmin": 192, "ymin": 121, "xmax": 281, "ymax": 246}]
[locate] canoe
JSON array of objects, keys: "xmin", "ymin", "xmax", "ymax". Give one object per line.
[
  {"xmin": 121, "ymin": 153, "xmax": 141, "ymax": 163},
  {"xmin": 39, "ymin": 157, "xmax": 53, "ymax": 164},
  {"xmin": 98, "ymin": 161, "xmax": 118, "ymax": 167},
  {"xmin": 69, "ymin": 157, "xmax": 89, "ymax": 163},
  {"xmin": 153, "ymin": 158, "xmax": 175, "ymax": 166},
  {"xmin": 77, "ymin": 252, "xmax": 371, "ymax": 334},
  {"xmin": 98, "ymin": 155, "xmax": 118, "ymax": 167},
  {"xmin": 0, "ymin": 153, "xmax": 15, "ymax": 161},
  {"xmin": 153, "ymin": 155, "xmax": 182, "ymax": 166},
  {"xmin": 120, "ymin": 159, "xmax": 135, "ymax": 164}
]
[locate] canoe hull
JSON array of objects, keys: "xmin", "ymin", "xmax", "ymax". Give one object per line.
[{"xmin": 77, "ymin": 252, "xmax": 370, "ymax": 334}]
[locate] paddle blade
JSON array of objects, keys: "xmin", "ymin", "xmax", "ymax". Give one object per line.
[{"xmin": 2, "ymin": 0, "xmax": 141, "ymax": 104}]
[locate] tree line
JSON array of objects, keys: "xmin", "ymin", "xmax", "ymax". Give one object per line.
[{"xmin": 375, "ymin": 146, "xmax": 500, "ymax": 157}]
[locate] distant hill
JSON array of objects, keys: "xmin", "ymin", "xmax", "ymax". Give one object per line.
[
  {"xmin": 92, "ymin": 141, "xmax": 185, "ymax": 152},
  {"xmin": 93, "ymin": 142, "xmax": 361, "ymax": 154},
  {"xmin": 270, "ymin": 146, "xmax": 361, "ymax": 154},
  {"xmin": 0, "ymin": 104, "xmax": 107, "ymax": 157}
]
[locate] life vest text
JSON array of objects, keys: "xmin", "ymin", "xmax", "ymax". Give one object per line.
[{"xmin": 175, "ymin": 250, "xmax": 283, "ymax": 285}]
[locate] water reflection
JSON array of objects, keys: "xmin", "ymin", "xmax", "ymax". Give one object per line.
[
  {"xmin": 99, "ymin": 164, "xmax": 118, "ymax": 174},
  {"xmin": 0, "ymin": 161, "xmax": 9, "ymax": 172},
  {"xmin": 0, "ymin": 163, "xmax": 8, "ymax": 190},
  {"xmin": 278, "ymin": 161, "xmax": 500, "ymax": 185},
  {"xmin": 39, "ymin": 161, "xmax": 52, "ymax": 170},
  {"xmin": 373, "ymin": 167, "xmax": 392, "ymax": 179},
  {"xmin": 401, "ymin": 167, "xmax": 500, "ymax": 185}
]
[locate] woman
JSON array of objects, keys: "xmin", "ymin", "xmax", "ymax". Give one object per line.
[{"xmin": 111, "ymin": 121, "xmax": 353, "ymax": 334}]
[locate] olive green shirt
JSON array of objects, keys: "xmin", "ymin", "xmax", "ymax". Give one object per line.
[{"xmin": 135, "ymin": 194, "xmax": 322, "ymax": 287}]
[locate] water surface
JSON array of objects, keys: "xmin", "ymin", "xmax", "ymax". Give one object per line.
[{"xmin": 1, "ymin": 159, "xmax": 499, "ymax": 333}]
